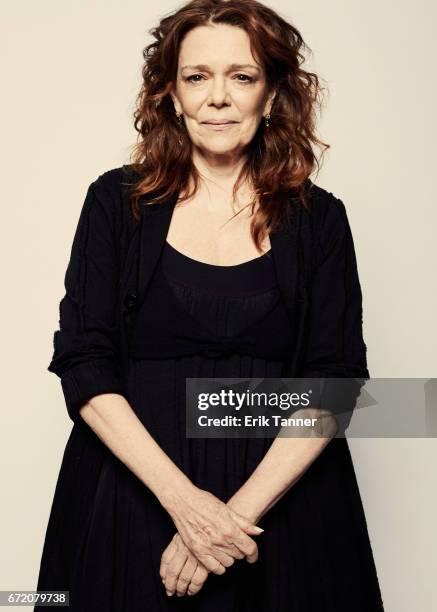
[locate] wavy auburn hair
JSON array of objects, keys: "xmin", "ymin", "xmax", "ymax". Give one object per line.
[{"xmin": 127, "ymin": 0, "xmax": 330, "ymax": 250}]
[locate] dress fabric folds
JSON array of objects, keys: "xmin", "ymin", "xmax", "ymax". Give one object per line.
[{"xmin": 35, "ymin": 237, "xmax": 384, "ymax": 611}]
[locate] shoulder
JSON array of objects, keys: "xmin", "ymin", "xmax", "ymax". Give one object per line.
[
  {"xmin": 306, "ymin": 182, "xmax": 348, "ymax": 226},
  {"xmin": 302, "ymin": 182, "xmax": 355, "ymax": 263},
  {"xmin": 306, "ymin": 181, "xmax": 351, "ymax": 232},
  {"xmin": 84, "ymin": 164, "xmax": 139, "ymax": 233},
  {"xmin": 90, "ymin": 164, "xmax": 137, "ymax": 204}
]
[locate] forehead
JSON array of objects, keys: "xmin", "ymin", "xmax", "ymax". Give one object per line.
[{"xmin": 178, "ymin": 24, "xmax": 260, "ymax": 69}]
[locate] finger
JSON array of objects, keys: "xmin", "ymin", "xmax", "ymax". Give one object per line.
[
  {"xmin": 187, "ymin": 565, "xmax": 209, "ymax": 596},
  {"xmin": 196, "ymin": 554, "xmax": 226, "ymax": 575},
  {"xmin": 206, "ymin": 526, "xmax": 248, "ymax": 561},
  {"xmin": 221, "ymin": 528, "xmax": 260, "ymax": 563},
  {"xmin": 209, "ymin": 545, "xmax": 236, "ymax": 568},
  {"xmin": 230, "ymin": 511, "xmax": 264, "ymax": 536},
  {"xmin": 159, "ymin": 540, "xmax": 177, "ymax": 581},
  {"xmin": 175, "ymin": 555, "xmax": 197, "ymax": 597},
  {"xmin": 208, "ymin": 525, "xmax": 259, "ymax": 563},
  {"xmin": 206, "ymin": 526, "xmax": 251, "ymax": 561},
  {"xmin": 164, "ymin": 549, "xmax": 189, "ymax": 595},
  {"xmin": 213, "ymin": 540, "xmax": 245, "ymax": 560}
]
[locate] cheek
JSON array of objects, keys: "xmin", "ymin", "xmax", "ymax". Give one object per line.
[
  {"xmin": 240, "ymin": 110, "xmax": 262, "ymax": 131},
  {"xmin": 180, "ymin": 90, "xmax": 206, "ymax": 114},
  {"xmin": 238, "ymin": 106, "xmax": 265, "ymax": 129}
]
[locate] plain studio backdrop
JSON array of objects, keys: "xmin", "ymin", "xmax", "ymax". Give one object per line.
[{"xmin": 1, "ymin": 2, "xmax": 436, "ymax": 611}]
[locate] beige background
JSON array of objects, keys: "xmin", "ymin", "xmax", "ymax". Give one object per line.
[{"xmin": 1, "ymin": 1, "xmax": 436, "ymax": 610}]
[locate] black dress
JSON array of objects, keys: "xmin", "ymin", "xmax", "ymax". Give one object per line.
[{"xmin": 35, "ymin": 236, "xmax": 384, "ymax": 611}]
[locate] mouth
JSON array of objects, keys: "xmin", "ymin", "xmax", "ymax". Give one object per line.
[{"xmin": 201, "ymin": 121, "xmax": 239, "ymax": 131}]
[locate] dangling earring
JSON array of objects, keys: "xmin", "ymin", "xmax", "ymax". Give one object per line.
[
  {"xmin": 264, "ymin": 113, "xmax": 271, "ymax": 128},
  {"xmin": 176, "ymin": 112, "xmax": 183, "ymax": 145}
]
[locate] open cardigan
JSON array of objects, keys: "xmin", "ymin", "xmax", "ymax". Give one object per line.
[{"xmin": 47, "ymin": 165, "xmax": 369, "ymax": 426}]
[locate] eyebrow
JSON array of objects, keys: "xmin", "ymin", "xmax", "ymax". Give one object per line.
[{"xmin": 180, "ymin": 63, "xmax": 261, "ymax": 72}]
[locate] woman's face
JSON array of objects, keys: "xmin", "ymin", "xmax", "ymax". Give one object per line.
[{"xmin": 170, "ymin": 23, "xmax": 275, "ymax": 159}]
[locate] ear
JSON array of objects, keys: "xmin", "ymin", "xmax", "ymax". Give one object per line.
[
  {"xmin": 169, "ymin": 85, "xmax": 182, "ymax": 115},
  {"xmin": 264, "ymin": 89, "xmax": 277, "ymax": 116}
]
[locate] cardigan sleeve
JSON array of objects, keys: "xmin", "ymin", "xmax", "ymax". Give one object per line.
[
  {"xmin": 47, "ymin": 176, "xmax": 126, "ymax": 423},
  {"xmin": 300, "ymin": 194, "xmax": 369, "ymax": 434}
]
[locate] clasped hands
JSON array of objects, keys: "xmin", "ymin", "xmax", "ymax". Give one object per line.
[{"xmin": 160, "ymin": 487, "xmax": 263, "ymax": 598}]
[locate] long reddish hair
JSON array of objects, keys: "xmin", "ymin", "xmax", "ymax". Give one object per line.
[{"xmin": 127, "ymin": 0, "xmax": 330, "ymax": 250}]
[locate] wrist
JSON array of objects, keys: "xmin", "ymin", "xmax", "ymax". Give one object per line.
[
  {"xmin": 157, "ymin": 476, "xmax": 198, "ymax": 515},
  {"xmin": 227, "ymin": 493, "xmax": 263, "ymax": 525}
]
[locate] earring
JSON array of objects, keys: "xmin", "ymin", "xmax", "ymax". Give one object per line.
[
  {"xmin": 264, "ymin": 113, "xmax": 271, "ymax": 128},
  {"xmin": 176, "ymin": 112, "xmax": 183, "ymax": 124}
]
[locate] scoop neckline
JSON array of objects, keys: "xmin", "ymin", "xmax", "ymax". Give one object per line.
[{"xmin": 164, "ymin": 240, "xmax": 272, "ymax": 269}]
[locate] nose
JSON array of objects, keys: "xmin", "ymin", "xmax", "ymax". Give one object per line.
[{"xmin": 208, "ymin": 76, "xmax": 231, "ymax": 107}]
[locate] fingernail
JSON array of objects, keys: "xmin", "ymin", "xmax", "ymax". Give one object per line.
[
  {"xmin": 254, "ymin": 526, "xmax": 264, "ymax": 533},
  {"xmin": 166, "ymin": 591, "xmax": 173, "ymax": 596}
]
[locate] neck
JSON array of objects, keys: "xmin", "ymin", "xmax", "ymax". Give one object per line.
[{"xmin": 192, "ymin": 146, "xmax": 248, "ymax": 189}]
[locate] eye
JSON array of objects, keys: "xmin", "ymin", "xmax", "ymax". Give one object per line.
[
  {"xmin": 184, "ymin": 73, "xmax": 255, "ymax": 84},
  {"xmin": 185, "ymin": 74, "xmax": 205, "ymax": 83},
  {"xmin": 234, "ymin": 74, "xmax": 254, "ymax": 83}
]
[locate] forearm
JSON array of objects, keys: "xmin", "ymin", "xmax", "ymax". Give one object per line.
[
  {"xmin": 79, "ymin": 393, "xmax": 195, "ymax": 510},
  {"xmin": 227, "ymin": 410, "xmax": 338, "ymax": 523}
]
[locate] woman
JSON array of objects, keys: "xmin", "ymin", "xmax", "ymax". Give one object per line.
[{"xmin": 36, "ymin": 1, "xmax": 385, "ymax": 610}]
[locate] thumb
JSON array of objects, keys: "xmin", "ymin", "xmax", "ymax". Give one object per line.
[{"xmin": 229, "ymin": 510, "xmax": 264, "ymax": 534}]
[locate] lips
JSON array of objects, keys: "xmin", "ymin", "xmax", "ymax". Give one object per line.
[
  {"xmin": 201, "ymin": 120, "xmax": 238, "ymax": 125},
  {"xmin": 201, "ymin": 121, "xmax": 238, "ymax": 131}
]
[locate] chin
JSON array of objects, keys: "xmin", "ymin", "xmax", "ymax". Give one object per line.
[{"xmin": 200, "ymin": 141, "xmax": 241, "ymax": 153}]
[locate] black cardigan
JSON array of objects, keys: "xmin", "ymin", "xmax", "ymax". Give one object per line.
[{"xmin": 47, "ymin": 165, "xmax": 369, "ymax": 426}]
